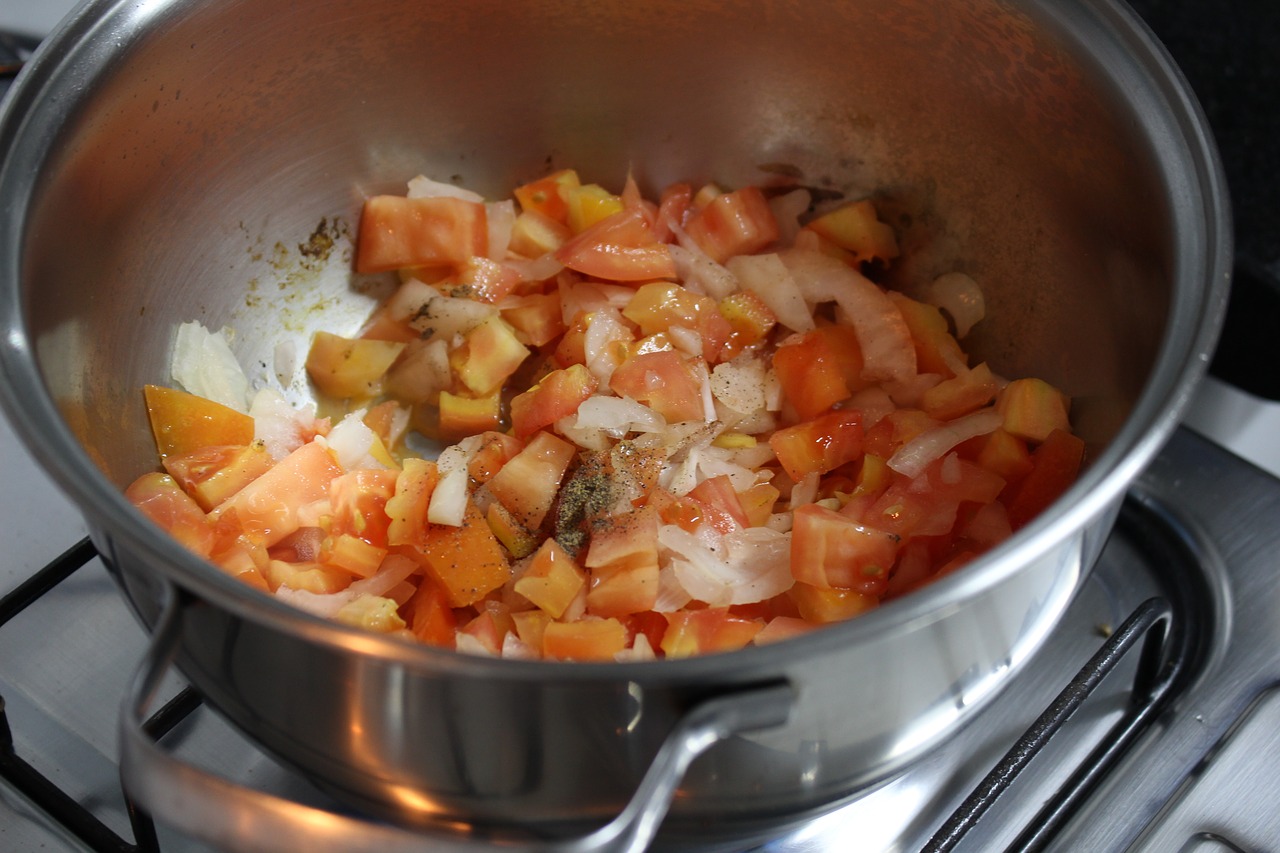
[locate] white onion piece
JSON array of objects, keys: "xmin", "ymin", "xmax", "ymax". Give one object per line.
[
  {"xmin": 616, "ymin": 634, "xmax": 658, "ymax": 662},
  {"xmin": 249, "ymin": 387, "xmax": 324, "ymax": 461},
  {"xmin": 660, "ymin": 526, "xmax": 792, "ymax": 606},
  {"xmin": 768, "ymin": 188, "xmax": 812, "ymax": 247},
  {"xmin": 406, "ymin": 174, "xmax": 485, "ymax": 203},
  {"xmin": 486, "ymin": 199, "xmax": 516, "ymax": 261},
  {"xmin": 455, "ymin": 633, "xmax": 496, "ymax": 656},
  {"xmin": 574, "ymin": 396, "xmax": 667, "ymax": 436},
  {"xmin": 780, "ymin": 248, "xmax": 916, "ymax": 383},
  {"xmin": 669, "ymin": 237, "xmax": 739, "ymax": 299},
  {"xmin": 427, "ymin": 464, "xmax": 469, "ymax": 526},
  {"xmin": 380, "ymin": 279, "xmax": 438, "ymax": 323},
  {"xmin": 324, "ymin": 410, "xmax": 392, "ymax": 471},
  {"xmin": 583, "ymin": 308, "xmax": 631, "ymax": 385},
  {"xmin": 710, "ymin": 356, "xmax": 768, "ymax": 415},
  {"xmin": 789, "ymin": 472, "xmax": 820, "ymax": 509},
  {"xmin": 926, "ymin": 272, "xmax": 986, "ymax": 339},
  {"xmin": 727, "ymin": 253, "xmax": 815, "ymax": 333},
  {"xmin": 171, "ymin": 322, "xmax": 251, "ymax": 413},
  {"xmin": 501, "ymin": 632, "xmax": 538, "ymax": 660},
  {"xmin": 846, "ymin": 386, "xmax": 896, "ymax": 428},
  {"xmin": 666, "ymin": 324, "xmax": 703, "ymax": 358},
  {"xmin": 654, "ymin": 566, "xmax": 694, "ymax": 612},
  {"xmin": 887, "ymin": 408, "xmax": 1004, "ymax": 478},
  {"xmin": 272, "ymin": 339, "xmax": 297, "ymax": 388},
  {"xmin": 407, "ymin": 293, "xmax": 495, "ymax": 340},
  {"xmin": 274, "ymin": 554, "xmax": 418, "ymax": 618},
  {"xmin": 505, "ymin": 252, "xmax": 565, "ymax": 284}
]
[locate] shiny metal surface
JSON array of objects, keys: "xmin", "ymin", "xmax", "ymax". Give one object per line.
[{"xmin": 0, "ymin": 0, "xmax": 1229, "ymax": 842}]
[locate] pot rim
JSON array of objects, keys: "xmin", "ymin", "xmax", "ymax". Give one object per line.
[{"xmin": 0, "ymin": 0, "xmax": 1232, "ymax": 683}]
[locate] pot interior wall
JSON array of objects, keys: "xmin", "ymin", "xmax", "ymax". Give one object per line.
[{"xmin": 18, "ymin": 0, "xmax": 1172, "ymax": 487}]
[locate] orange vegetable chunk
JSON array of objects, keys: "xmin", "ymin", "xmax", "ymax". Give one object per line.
[
  {"xmin": 355, "ymin": 195, "xmax": 488, "ymax": 273},
  {"xmin": 514, "ymin": 538, "xmax": 588, "ymax": 619},
  {"xmin": 144, "ymin": 385, "xmax": 254, "ymax": 460},
  {"xmin": 211, "ymin": 441, "xmax": 343, "ymax": 548},
  {"xmin": 543, "ymin": 618, "xmax": 629, "ymax": 661},
  {"xmin": 684, "ymin": 186, "xmax": 779, "ymax": 263},
  {"xmin": 415, "ymin": 500, "xmax": 512, "ymax": 607},
  {"xmin": 791, "ymin": 503, "xmax": 898, "ymax": 593},
  {"xmin": 486, "ymin": 430, "xmax": 577, "ymax": 530}
]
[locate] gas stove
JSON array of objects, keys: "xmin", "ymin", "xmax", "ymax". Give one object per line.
[{"xmin": 3, "ymin": 2, "xmax": 1280, "ymax": 852}]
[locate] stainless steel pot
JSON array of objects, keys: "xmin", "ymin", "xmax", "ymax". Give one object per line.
[{"xmin": 0, "ymin": 0, "xmax": 1229, "ymax": 849}]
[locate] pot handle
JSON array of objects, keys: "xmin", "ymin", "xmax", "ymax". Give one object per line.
[{"xmin": 119, "ymin": 585, "xmax": 797, "ymax": 853}]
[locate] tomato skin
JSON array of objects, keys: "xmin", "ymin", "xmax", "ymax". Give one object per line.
[
  {"xmin": 791, "ymin": 503, "xmax": 898, "ymax": 593},
  {"xmin": 608, "ymin": 350, "xmax": 706, "ymax": 423},
  {"xmin": 585, "ymin": 508, "xmax": 661, "ymax": 618},
  {"xmin": 356, "ymin": 195, "xmax": 487, "ymax": 273},
  {"xmin": 685, "ymin": 475, "xmax": 750, "ymax": 533},
  {"xmin": 770, "ymin": 409, "xmax": 864, "ymax": 483},
  {"xmin": 554, "ymin": 206, "xmax": 677, "ymax": 282},
  {"xmin": 684, "ymin": 186, "xmax": 779, "ymax": 263}
]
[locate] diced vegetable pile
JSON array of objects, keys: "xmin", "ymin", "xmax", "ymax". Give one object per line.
[{"xmin": 126, "ymin": 168, "xmax": 1085, "ymax": 661}]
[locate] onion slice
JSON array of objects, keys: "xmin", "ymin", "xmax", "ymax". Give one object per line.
[
  {"xmin": 887, "ymin": 408, "xmax": 1004, "ymax": 478},
  {"xmin": 926, "ymin": 272, "xmax": 985, "ymax": 338},
  {"xmin": 780, "ymin": 248, "xmax": 916, "ymax": 383}
]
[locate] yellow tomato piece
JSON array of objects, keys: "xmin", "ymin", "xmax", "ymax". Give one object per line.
[
  {"xmin": 564, "ymin": 184, "xmax": 623, "ymax": 233},
  {"xmin": 305, "ymin": 331, "xmax": 406, "ymax": 400},
  {"xmin": 144, "ymin": 385, "xmax": 255, "ymax": 460}
]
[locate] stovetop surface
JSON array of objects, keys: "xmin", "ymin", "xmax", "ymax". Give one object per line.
[{"xmin": 3, "ymin": 1, "xmax": 1280, "ymax": 851}]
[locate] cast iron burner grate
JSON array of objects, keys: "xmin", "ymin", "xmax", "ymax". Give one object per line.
[{"xmin": 0, "ymin": 506, "xmax": 1204, "ymax": 853}]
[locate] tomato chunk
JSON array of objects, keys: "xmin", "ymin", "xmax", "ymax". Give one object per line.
[
  {"xmin": 791, "ymin": 503, "xmax": 898, "ymax": 593},
  {"xmin": 554, "ymin": 206, "xmax": 676, "ymax": 282},
  {"xmin": 355, "ymin": 195, "xmax": 488, "ymax": 273},
  {"xmin": 684, "ymin": 186, "xmax": 779, "ymax": 263}
]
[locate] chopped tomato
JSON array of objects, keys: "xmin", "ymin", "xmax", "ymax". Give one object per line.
[
  {"xmin": 543, "ymin": 618, "xmax": 629, "ymax": 661},
  {"xmin": 622, "ymin": 281, "xmax": 732, "ymax": 363},
  {"xmin": 585, "ymin": 507, "xmax": 660, "ymax": 617},
  {"xmin": 513, "ymin": 168, "xmax": 580, "ymax": 224},
  {"xmin": 660, "ymin": 608, "xmax": 764, "ymax": 658},
  {"xmin": 791, "ymin": 503, "xmax": 898, "ymax": 593},
  {"xmin": 412, "ymin": 501, "xmax": 512, "ymax": 607},
  {"xmin": 355, "ymin": 195, "xmax": 487, "ymax": 273},
  {"xmin": 608, "ymin": 350, "xmax": 706, "ymax": 423},
  {"xmin": 485, "ymin": 430, "xmax": 577, "ymax": 529},
  {"xmin": 686, "ymin": 475, "xmax": 751, "ymax": 533},
  {"xmin": 1005, "ymin": 428, "xmax": 1085, "ymax": 530},
  {"xmin": 125, "ymin": 472, "xmax": 216, "ymax": 558},
  {"xmin": 769, "ymin": 409, "xmax": 864, "ymax": 482},
  {"xmin": 210, "ymin": 441, "xmax": 343, "ymax": 548},
  {"xmin": 162, "ymin": 443, "xmax": 274, "ymax": 511},
  {"xmin": 510, "ymin": 363, "xmax": 597, "ymax": 440},
  {"xmin": 144, "ymin": 385, "xmax": 255, "ymax": 460},
  {"xmin": 554, "ymin": 206, "xmax": 676, "ymax": 282},
  {"xmin": 683, "ymin": 186, "xmax": 779, "ymax": 263},
  {"xmin": 514, "ymin": 538, "xmax": 587, "ymax": 619},
  {"xmin": 772, "ymin": 330, "xmax": 853, "ymax": 421}
]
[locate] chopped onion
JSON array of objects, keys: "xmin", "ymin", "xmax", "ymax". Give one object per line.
[
  {"xmin": 846, "ymin": 386, "xmax": 896, "ymax": 428},
  {"xmin": 780, "ymin": 248, "xmax": 916, "ymax": 383},
  {"xmin": 711, "ymin": 355, "xmax": 768, "ymax": 415},
  {"xmin": 274, "ymin": 554, "xmax": 418, "ymax": 618},
  {"xmin": 407, "ymin": 293, "xmax": 495, "ymax": 340},
  {"xmin": 407, "ymin": 174, "xmax": 484, "ymax": 203},
  {"xmin": 171, "ymin": 321, "xmax": 251, "ymax": 413},
  {"xmin": 324, "ymin": 410, "xmax": 392, "ymax": 471},
  {"xmin": 789, "ymin": 472, "xmax": 820, "ymax": 509},
  {"xmin": 669, "ymin": 233, "xmax": 739, "ymax": 299},
  {"xmin": 427, "ymin": 465, "xmax": 469, "ymax": 526},
  {"xmin": 273, "ymin": 340, "xmax": 297, "ymax": 388},
  {"xmin": 249, "ymin": 387, "xmax": 325, "ymax": 461},
  {"xmin": 574, "ymin": 396, "xmax": 667, "ymax": 436},
  {"xmin": 768, "ymin": 188, "xmax": 812, "ymax": 247},
  {"xmin": 887, "ymin": 408, "xmax": 1004, "ymax": 478},
  {"xmin": 504, "ymin": 252, "xmax": 564, "ymax": 284},
  {"xmin": 486, "ymin": 199, "xmax": 515, "ymax": 261},
  {"xmin": 925, "ymin": 272, "xmax": 985, "ymax": 339},
  {"xmin": 727, "ymin": 253, "xmax": 815, "ymax": 333},
  {"xmin": 659, "ymin": 525, "xmax": 792, "ymax": 606}
]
